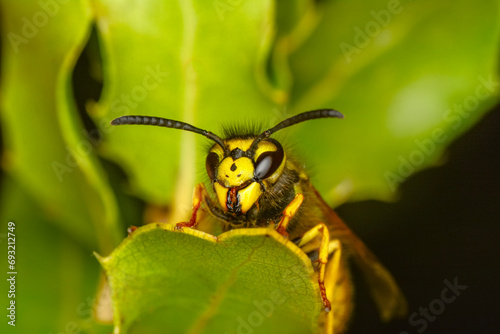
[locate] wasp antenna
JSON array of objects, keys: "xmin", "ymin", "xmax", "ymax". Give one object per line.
[
  {"xmin": 248, "ymin": 109, "xmax": 344, "ymax": 155},
  {"xmin": 111, "ymin": 115, "xmax": 226, "ymax": 149}
]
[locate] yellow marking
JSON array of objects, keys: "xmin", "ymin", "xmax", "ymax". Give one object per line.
[
  {"xmin": 253, "ymin": 140, "xmax": 278, "ymax": 160},
  {"xmin": 254, "ymin": 140, "xmax": 286, "ymax": 184},
  {"xmin": 212, "ymin": 139, "xmax": 287, "ymax": 185},
  {"xmin": 266, "ymin": 152, "xmax": 286, "ymax": 184},
  {"xmin": 237, "ymin": 182, "xmax": 262, "ymax": 214},
  {"xmin": 293, "ymin": 183, "xmax": 304, "ymax": 198},
  {"xmin": 324, "ymin": 239, "xmax": 341, "ymax": 334},
  {"xmin": 226, "ymin": 138, "xmax": 254, "ymax": 151},
  {"xmin": 224, "ymin": 139, "xmax": 281, "ymax": 161},
  {"xmin": 214, "ymin": 181, "xmax": 262, "ymax": 214},
  {"xmin": 297, "ymin": 223, "xmax": 334, "ymax": 313},
  {"xmin": 276, "ymin": 193, "xmax": 304, "ymax": 234},
  {"xmin": 214, "ymin": 182, "xmax": 228, "ymax": 211},
  {"xmin": 210, "ymin": 143, "xmax": 225, "ymax": 159},
  {"xmin": 217, "ymin": 157, "xmax": 254, "ymax": 187},
  {"xmin": 299, "ymin": 223, "xmax": 331, "ymax": 265}
]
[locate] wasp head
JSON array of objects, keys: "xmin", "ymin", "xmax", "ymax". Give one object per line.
[
  {"xmin": 110, "ymin": 109, "xmax": 343, "ymax": 216},
  {"xmin": 206, "ymin": 137, "xmax": 285, "ymax": 215}
]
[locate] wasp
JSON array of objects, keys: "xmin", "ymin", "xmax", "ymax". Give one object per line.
[{"xmin": 111, "ymin": 109, "xmax": 407, "ymax": 333}]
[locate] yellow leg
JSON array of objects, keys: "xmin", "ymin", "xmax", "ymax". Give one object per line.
[
  {"xmin": 175, "ymin": 183, "xmax": 205, "ymax": 230},
  {"xmin": 276, "ymin": 193, "xmax": 304, "ymax": 236},
  {"xmin": 297, "ymin": 223, "xmax": 334, "ymax": 313},
  {"xmin": 324, "ymin": 240, "xmax": 342, "ymax": 334},
  {"xmin": 275, "ymin": 194, "xmax": 336, "ymax": 311}
]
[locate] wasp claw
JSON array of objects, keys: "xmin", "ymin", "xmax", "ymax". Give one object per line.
[{"xmin": 174, "ymin": 222, "xmax": 189, "ymax": 230}]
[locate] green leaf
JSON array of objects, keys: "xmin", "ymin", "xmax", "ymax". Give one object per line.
[
  {"xmin": 0, "ymin": 176, "xmax": 112, "ymax": 334},
  {"xmin": 0, "ymin": 0, "xmax": 122, "ymax": 251},
  {"xmin": 91, "ymin": 0, "xmax": 277, "ymax": 217},
  {"xmin": 284, "ymin": 0, "xmax": 500, "ymax": 203},
  {"xmin": 89, "ymin": 0, "xmax": 500, "ymax": 210},
  {"xmin": 98, "ymin": 224, "xmax": 321, "ymax": 334},
  {"xmin": 1, "ymin": 1, "xmax": 499, "ymax": 333}
]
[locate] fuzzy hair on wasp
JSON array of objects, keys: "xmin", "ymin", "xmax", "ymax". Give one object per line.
[{"xmin": 111, "ymin": 109, "xmax": 407, "ymax": 333}]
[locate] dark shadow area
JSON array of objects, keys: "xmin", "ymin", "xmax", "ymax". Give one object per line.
[
  {"xmin": 341, "ymin": 105, "xmax": 500, "ymax": 333},
  {"xmin": 71, "ymin": 25, "xmax": 146, "ymax": 231},
  {"xmin": 72, "ymin": 25, "xmax": 103, "ymax": 141}
]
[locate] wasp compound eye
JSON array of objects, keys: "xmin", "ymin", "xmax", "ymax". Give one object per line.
[
  {"xmin": 206, "ymin": 152, "xmax": 220, "ymax": 180},
  {"xmin": 254, "ymin": 146, "xmax": 284, "ymax": 180}
]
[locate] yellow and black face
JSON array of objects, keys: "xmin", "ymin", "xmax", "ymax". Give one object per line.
[
  {"xmin": 110, "ymin": 109, "xmax": 343, "ymax": 215},
  {"xmin": 206, "ymin": 138, "xmax": 286, "ymax": 215}
]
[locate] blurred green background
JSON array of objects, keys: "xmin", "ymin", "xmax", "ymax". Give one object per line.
[{"xmin": 0, "ymin": 0, "xmax": 499, "ymax": 333}]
